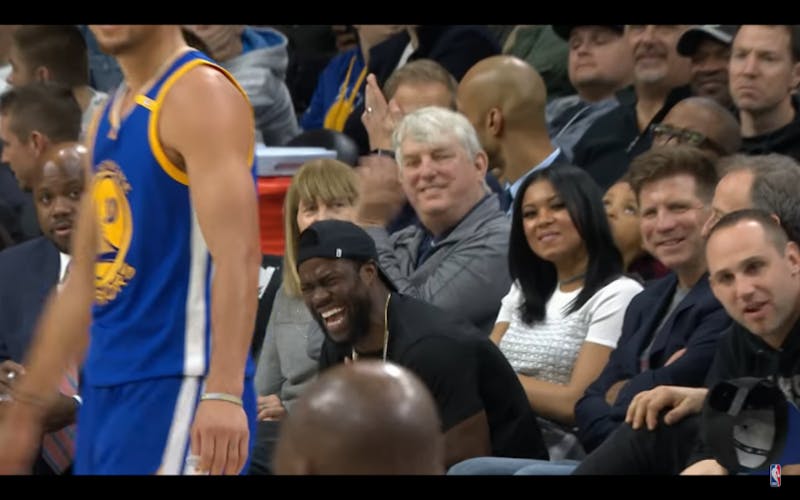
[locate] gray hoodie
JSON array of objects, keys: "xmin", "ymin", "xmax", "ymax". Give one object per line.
[{"xmin": 223, "ymin": 27, "xmax": 299, "ymax": 146}]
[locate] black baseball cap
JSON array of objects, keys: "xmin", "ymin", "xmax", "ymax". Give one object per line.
[
  {"xmin": 552, "ymin": 25, "xmax": 625, "ymax": 41},
  {"xmin": 296, "ymin": 219, "xmax": 398, "ymax": 291},
  {"xmin": 702, "ymin": 377, "xmax": 800, "ymax": 473},
  {"xmin": 677, "ymin": 25, "xmax": 738, "ymax": 56}
]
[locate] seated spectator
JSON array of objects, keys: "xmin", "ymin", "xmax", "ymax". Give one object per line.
[
  {"xmin": 547, "ymin": 25, "xmax": 633, "ymax": 161},
  {"xmin": 273, "ymin": 360, "xmax": 445, "ymax": 475},
  {"xmin": 8, "ymin": 25, "xmax": 107, "ymax": 136},
  {"xmin": 573, "ymin": 153, "xmax": 800, "ymax": 475},
  {"xmin": 362, "ymin": 58, "xmax": 458, "ymax": 154},
  {"xmin": 249, "ymin": 159, "xmax": 359, "ymax": 475},
  {"xmin": 603, "ymin": 177, "xmax": 668, "ymax": 281},
  {"xmin": 300, "ymin": 25, "xmax": 403, "ymax": 132},
  {"xmin": 358, "ymin": 107, "xmax": 511, "ymax": 335},
  {"xmin": 676, "ymin": 25, "xmax": 737, "ymax": 110},
  {"xmin": 452, "ymin": 146, "xmax": 731, "ymax": 475},
  {"xmin": 343, "ymin": 25, "xmax": 500, "ymax": 155},
  {"xmin": 572, "ymin": 25, "xmax": 692, "ymax": 191},
  {"xmin": 575, "ymin": 210, "xmax": 800, "ymax": 475},
  {"xmin": 457, "ymin": 55, "xmax": 568, "ymax": 210},
  {"xmin": 574, "ymin": 146, "xmax": 731, "ymax": 452},
  {"xmin": 184, "ymin": 25, "xmax": 299, "ymax": 146},
  {"xmin": 0, "ymin": 82, "xmax": 81, "ymax": 191},
  {"xmin": 492, "ymin": 166, "xmax": 643, "ymax": 459},
  {"xmin": 651, "ymin": 96, "xmax": 741, "ymax": 157},
  {"xmin": 358, "ymin": 59, "xmax": 508, "ymax": 231},
  {"xmin": 297, "ymin": 219, "xmax": 548, "ymax": 466},
  {"xmin": 0, "ymin": 141, "xmax": 87, "ymax": 475},
  {"xmin": 703, "ymin": 153, "xmax": 800, "ymax": 239},
  {"xmin": 730, "ymin": 25, "xmax": 800, "ymax": 161}
]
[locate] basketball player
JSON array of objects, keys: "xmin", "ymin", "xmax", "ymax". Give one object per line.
[{"xmin": 0, "ymin": 25, "xmax": 261, "ymax": 475}]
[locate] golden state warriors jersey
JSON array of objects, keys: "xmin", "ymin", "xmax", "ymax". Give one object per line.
[{"xmin": 86, "ymin": 49, "xmax": 256, "ymax": 385}]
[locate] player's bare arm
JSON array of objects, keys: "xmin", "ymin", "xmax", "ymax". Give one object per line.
[{"xmin": 160, "ymin": 64, "xmax": 260, "ymax": 475}]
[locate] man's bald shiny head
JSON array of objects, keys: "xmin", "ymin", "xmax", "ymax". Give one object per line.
[
  {"xmin": 458, "ymin": 55, "xmax": 547, "ymax": 132},
  {"xmin": 40, "ymin": 140, "xmax": 87, "ymax": 173},
  {"xmin": 273, "ymin": 361, "xmax": 445, "ymax": 475}
]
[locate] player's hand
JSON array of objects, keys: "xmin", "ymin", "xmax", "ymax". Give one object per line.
[{"xmin": 190, "ymin": 399, "xmax": 249, "ymax": 475}]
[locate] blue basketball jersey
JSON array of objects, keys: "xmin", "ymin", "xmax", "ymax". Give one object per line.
[{"xmin": 86, "ymin": 49, "xmax": 257, "ymax": 386}]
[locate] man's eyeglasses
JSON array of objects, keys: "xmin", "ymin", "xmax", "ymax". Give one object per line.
[{"xmin": 650, "ymin": 123, "xmax": 726, "ymax": 155}]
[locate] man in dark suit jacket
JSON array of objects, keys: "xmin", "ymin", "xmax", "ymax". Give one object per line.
[
  {"xmin": 574, "ymin": 146, "xmax": 732, "ymax": 452},
  {"xmin": 0, "ymin": 235, "xmax": 60, "ymax": 362},
  {"xmin": 0, "ymin": 141, "xmax": 86, "ymax": 475}
]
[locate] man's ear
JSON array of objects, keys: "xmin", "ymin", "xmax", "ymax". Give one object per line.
[
  {"xmin": 791, "ymin": 61, "xmax": 800, "ymax": 91},
  {"xmin": 29, "ymin": 130, "xmax": 48, "ymax": 155},
  {"xmin": 785, "ymin": 240, "xmax": 800, "ymax": 276},
  {"xmin": 474, "ymin": 149, "xmax": 489, "ymax": 177},
  {"xmin": 359, "ymin": 260, "xmax": 378, "ymax": 285},
  {"xmin": 486, "ymin": 107, "xmax": 503, "ymax": 138}
]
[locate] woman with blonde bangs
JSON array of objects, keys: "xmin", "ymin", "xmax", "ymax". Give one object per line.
[{"xmin": 251, "ymin": 159, "xmax": 359, "ymax": 474}]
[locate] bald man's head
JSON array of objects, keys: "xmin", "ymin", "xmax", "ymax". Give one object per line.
[
  {"xmin": 40, "ymin": 140, "xmax": 87, "ymax": 173},
  {"xmin": 457, "ymin": 56, "xmax": 548, "ymax": 172},
  {"xmin": 273, "ymin": 361, "xmax": 445, "ymax": 475},
  {"xmin": 655, "ymin": 96, "xmax": 741, "ymax": 156}
]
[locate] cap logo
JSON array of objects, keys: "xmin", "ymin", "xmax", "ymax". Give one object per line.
[{"xmin": 336, "ymin": 248, "xmax": 342, "ymax": 258}]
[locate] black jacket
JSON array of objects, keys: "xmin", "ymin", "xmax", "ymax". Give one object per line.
[
  {"xmin": 572, "ymin": 85, "xmax": 692, "ymax": 191},
  {"xmin": 689, "ymin": 319, "xmax": 800, "ymax": 464},
  {"xmin": 740, "ymin": 95, "xmax": 800, "ymax": 162}
]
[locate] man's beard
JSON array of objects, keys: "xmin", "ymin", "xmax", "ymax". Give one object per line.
[{"xmin": 314, "ymin": 291, "xmax": 373, "ymax": 347}]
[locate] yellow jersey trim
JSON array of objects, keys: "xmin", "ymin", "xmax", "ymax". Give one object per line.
[{"xmin": 147, "ymin": 58, "xmax": 255, "ymax": 186}]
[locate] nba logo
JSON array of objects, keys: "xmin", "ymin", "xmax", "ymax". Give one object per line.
[{"xmin": 770, "ymin": 464, "xmax": 781, "ymax": 487}]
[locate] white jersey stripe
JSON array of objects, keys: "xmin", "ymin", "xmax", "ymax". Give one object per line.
[
  {"xmin": 184, "ymin": 208, "xmax": 208, "ymax": 375},
  {"xmin": 159, "ymin": 377, "xmax": 200, "ymax": 474}
]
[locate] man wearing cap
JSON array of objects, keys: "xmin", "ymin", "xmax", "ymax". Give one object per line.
[
  {"xmin": 295, "ymin": 219, "xmax": 548, "ymax": 467},
  {"xmin": 571, "ymin": 25, "xmax": 692, "ymax": 190},
  {"xmin": 573, "ymin": 209, "xmax": 800, "ymax": 475},
  {"xmin": 546, "ymin": 25, "xmax": 633, "ymax": 161},
  {"xmin": 731, "ymin": 25, "xmax": 800, "ymax": 162},
  {"xmin": 676, "ymin": 25, "xmax": 737, "ymax": 110}
]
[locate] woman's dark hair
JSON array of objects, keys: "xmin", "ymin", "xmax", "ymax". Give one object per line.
[{"xmin": 509, "ymin": 165, "xmax": 623, "ymax": 324}]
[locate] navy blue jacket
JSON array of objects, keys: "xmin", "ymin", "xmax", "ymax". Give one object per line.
[
  {"xmin": 0, "ymin": 237, "xmax": 60, "ymax": 362},
  {"xmin": 575, "ymin": 272, "xmax": 731, "ymax": 452}
]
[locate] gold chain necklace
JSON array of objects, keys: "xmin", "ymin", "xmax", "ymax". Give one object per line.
[{"xmin": 352, "ymin": 293, "xmax": 391, "ymax": 362}]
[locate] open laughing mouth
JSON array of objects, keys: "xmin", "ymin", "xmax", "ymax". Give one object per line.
[{"xmin": 320, "ymin": 306, "xmax": 346, "ymax": 331}]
